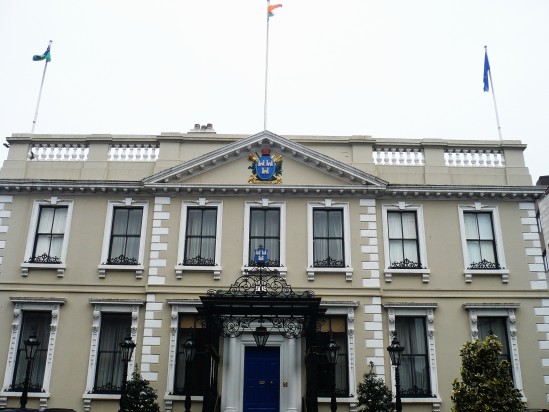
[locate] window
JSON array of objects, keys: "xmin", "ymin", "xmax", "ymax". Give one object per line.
[
  {"xmin": 10, "ymin": 311, "xmax": 51, "ymax": 392},
  {"xmin": 28, "ymin": 207, "xmax": 67, "ymax": 264},
  {"xmin": 84, "ymin": 300, "xmax": 143, "ymax": 400},
  {"xmin": 176, "ymin": 199, "xmax": 223, "ymax": 279},
  {"xmin": 307, "ymin": 200, "xmax": 352, "ymax": 281},
  {"xmin": 99, "ymin": 199, "xmax": 148, "ymax": 278},
  {"xmin": 22, "ymin": 197, "xmax": 73, "ymax": 276},
  {"xmin": 387, "ymin": 212, "xmax": 422, "ymax": 269},
  {"xmin": 464, "ymin": 304, "xmax": 523, "ymax": 392},
  {"xmin": 458, "ymin": 203, "xmax": 507, "ymax": 283},
  {"xmin": 384, "ymin": 304, "xmax": 440, "ymax": 403},
  {"xmin": 107, "ymin": 207, "xmax": 143, "ymax": 265},
  {"xmin": 243, "ymin": 199, "xmax": 285, "ymax": 271},
  {"xmin": 173, "ymin": 315, "xmax": 211, "ymax": 396},
  {"xmin": 463, "ymin": 212, "xmax": 499, "ymax": 269},
  {"xmin": 382, "ymin": 203, "xmax": 429, "ymax": 283},
  {"xmin": 395, "ymin": 317, "xmax": 431, "ymax": 397},
  {"xmin": 1, "ymin": 298, "xmax": 65, "ymax": 400},
  {"xmin": 315, "ymin": 317, "xmax": 349, "ymax": 397},
  {"xmin": 313, "ymin": 209, "xmax": 344, "ymax": 268},
  {"xmin": 93, "ymin": 313, "xmax": 132, "ymax": 393}
]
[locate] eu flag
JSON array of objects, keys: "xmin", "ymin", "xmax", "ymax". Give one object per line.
[{"xmin": 483, "ymin": 50, "xmax": 490, "ymax": 92}]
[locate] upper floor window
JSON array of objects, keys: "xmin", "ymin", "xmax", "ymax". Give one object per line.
[
  {"xmin": 387, "ymin": 211, "xmax": 422, "ymax": 269},
  {"xmin": 243, "ymin": 199, "xmax": 285, "ymax": 270},
  {"xmin": 183, "ymin": 208, "xmax": 217, "ymax": 266},
  {"xmin": 313, "ymin": 209, "xmax": 344, "ymax": 268},
  {"xmin": 10, "ymin": 311, "xmax": 51, "ymax": 392},
  {"xmin": 107, "ymin": 207, "xmax": 143, "ymax": 265},
  {"xmin": 22, "ymin": 197, "xmax": 73, "ymax": 276},
  {"xmin": 382, "ymin": 203, "xmax": 429, "ymax": 283},
  {"xmin": 463, "ymin": 212, "xmax": 499, "ymax": 269},
  {"xmin": 1, "ymin": 298, "xmax": 65, "ymax": 397},
  {"xmin": 99, "ymin": 199, "xmax": 148, "ymax": 277},
  {"xmin": 458, "ymin": 203, "xmax": 507, "ymax": 283},
  {"xmin": 307, "ymin": 200, "xmax": 352, "ymax": 281}
]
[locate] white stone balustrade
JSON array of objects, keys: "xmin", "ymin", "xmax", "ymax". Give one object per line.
[
  {"xmin": 444, "ymin": 148, "xmax": 505, "ymax": 167},
  {"xmin": 373, "ymin": 147, "xmax": 425, "ymax": 166},
  {"xmin": 29, "ymin": 144, "xmax": 89, "ymax": 161},
  {"xmin": 107, "ymin": 144, "xmax": 159, "ymax": 161}
]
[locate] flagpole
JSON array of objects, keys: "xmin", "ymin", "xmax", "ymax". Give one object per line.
[
  {"xmin": 31, "ymin": 40, "xmax": 53, "ymax": 134},
  {"xmin": 264, "ymin": 1, "xmax": 271, "ymax": 131},
  {"xmin": 485, "ymin": 45, "xmax": 503, "ymax": 141}
]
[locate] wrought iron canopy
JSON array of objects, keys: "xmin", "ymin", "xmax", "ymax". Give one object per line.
[{"xmin": 198, "ymin": 267, "xmax": 325, "ymax": 339}]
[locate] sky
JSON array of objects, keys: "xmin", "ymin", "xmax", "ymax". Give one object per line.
[{"xmin": 0, "ymin": 1, "xmax": 548, "ymax": 184}]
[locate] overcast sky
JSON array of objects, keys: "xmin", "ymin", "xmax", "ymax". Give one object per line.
[{"xmin": 1, "ymin": 1, "xmax": 547, "ymax": 183}]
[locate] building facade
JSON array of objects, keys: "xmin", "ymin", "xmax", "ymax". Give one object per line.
[{"xmin": 0, "ymin": 129, "xmax": 547, "ymax": 412}]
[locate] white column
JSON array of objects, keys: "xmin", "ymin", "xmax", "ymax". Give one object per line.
[
  {"xmin": 222, "ymin": 337, "xmax": 238, "ymax": 412},
  {"xmin": 286, "ymin": 338, "xmax": 299, "ymax": 412}
]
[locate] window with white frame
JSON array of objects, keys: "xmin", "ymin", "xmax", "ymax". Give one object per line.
[
  {"xmin": 22, "ymin": 198, "xmax": 73, "ymax": 275},
  {"xmin": 1, "ymin": 298, "xmax": 64, "ymax": 399},
  {"xmin": 84, "ymin": 300, "xmax": 142, "ymax": 399},
  {"xmin": 243, "ymin": 199, "xmax": 285, "ymax": 269},
  {"xmin": 458, "ymin": 203, "xmax": 506, "ymax": 271},
  {"xmin": 99, "ymin": 199, "xmax": 148, "ymax": 277},
  {"xmin": 176, "ymin": 199, "xmax": 223, "ymax": 278},
  {"xmin": 382, "ymin": 203, "xmax": 429, "ymax": 283},
  {"xmin": 307, "ymin": 200, "xmax": 352, "ymax": 281},
  {"xmin": 384, "ymin": 304, "xmax": 440, "ymax": 402},
  {"xmin": 463, "ymin": 304, "xmax": 523, "ymax": 391}
]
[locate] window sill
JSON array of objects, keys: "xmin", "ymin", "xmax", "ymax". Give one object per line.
[
  {"xmin": 307, "ymin": 267, "xmax": 353, "ymax": 282},
  {"xmin": 21, "ymin": 262, "xmax": 66, "ymax": 278},
  {"xmin": 463, "ymin": 269, "xmax": 510, "ymax": 284},
  {"xmin": 97, "ymin": 264, "xmax": 144, "ymax": 279},
  {"xmin": 175, "ymin": 265, "xmax": 221, "ymax": 280},
  {"xmin": 384, "ymin": 268, "xmax": 431, "ymax": 283},
  {"xmin": 0, "ymin": 390, "xmax": 51, "ymax": 398},
  {"xmin": 164, "ymin": 394, "xmax": 204, "ymax": 401},
  {"xmin": 317, "ymin": 396, "xmax": 357, "ymax": 404},
  {"xmin": 82, "ymin": 393, "xmax": 121, "ymax": 400}
]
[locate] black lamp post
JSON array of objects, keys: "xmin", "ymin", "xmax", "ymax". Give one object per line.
[
  {"xmin": 118, "ymin": 334, "xmax": 136, "ymax": 412},
  {"xmin": 20, "ymin": 333, "xmax": 40, "ymax": 409},
  {"xmin": 326, "ymin": 338, "xmax": 340, "ymax": 412},
  {"xmin": 182, "ymin": 334, "xmax": 197, "ymax": 412},
  {"xmin": 387, "ymin": 332, "xmax": 405, "ymax": 412}
]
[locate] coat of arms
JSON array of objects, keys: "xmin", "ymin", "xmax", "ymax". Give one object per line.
[{"xmin": 248, "ymin": 148, "xmax": 283, "ymax": 184}]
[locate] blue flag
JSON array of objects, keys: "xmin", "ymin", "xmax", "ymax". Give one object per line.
[
  {"xmin": 33, "ymin": 44, "xmax": 51, "ymax": 63},
  {"xmin": 483, "ymin": 50, "xmax": 490, "ymax": 92}
]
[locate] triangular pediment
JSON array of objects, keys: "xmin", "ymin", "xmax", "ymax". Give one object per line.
[{"xmin": 143, "ymin": 130, "xmax": 387, "ymax": 188}]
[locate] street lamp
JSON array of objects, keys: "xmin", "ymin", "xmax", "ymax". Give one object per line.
[
  {"xmin": 20, "ymin": 333, "xmax": 40, "ymax": 409},
  {"xmin": 326, "ymin": 338, "xmax": 340, "ymax": 412},
  {"xmin": 182, "ymin": 334, "xmax": 197, "ymax": 412},
  {"xmin": 118, "ymin": 334, "xmax": 136, "ymax": 412},
  {"xmin": 387, "ymin": 332, "xmax": 405, "ymax": 412}
]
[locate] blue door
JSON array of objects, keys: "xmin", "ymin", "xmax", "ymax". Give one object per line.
[{"xmin": 243, "ymin": 346, "xmax": 280, "ymax": 412}]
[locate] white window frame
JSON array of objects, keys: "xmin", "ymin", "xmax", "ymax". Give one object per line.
[
  {"xmin": 98, "ymin": 198, "xmax": 148, "ymax": 278},
  {"xmin": 175, "ymin": 198, "xmax": 223, "ymax": 280},
  {"xmin": 242, "ymin": 199, "xmax": 286, "ymax": 277},
  {"xmin": 317, "ymin": 302, "xmax": 358, "ymax": 405},
  {"xmin": 384, "ymin": 303, "xmax": 441, "ymax": 406},
  {"xmin": 458, "ymin": 202, "xmax": 509, "ymax": 283},
  {"xmin": 83, "ymin": 299, "xmax": 143, "ymax": 403},
  {"xmin": 463, "ymin": 303, "xmax": 524, "ymax": 396},
  {"xmin": 21, "ymin": 197, "xmax": 74, "ymax": 278},
  {"xmin": 0, "ymin": 298, "xmax": 65, "ymax": 408},
  {"xmin": 382, "ymin": 202, "xmax": 430, "ymax": 283},
  {"xmin": 307, "ymin": 200, "xmax": 353, "ymax": 281}
]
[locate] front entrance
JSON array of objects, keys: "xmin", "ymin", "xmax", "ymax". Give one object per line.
[{"xmin": 243, "ymin": 346, "xmax": 280, "ymax": 412}]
